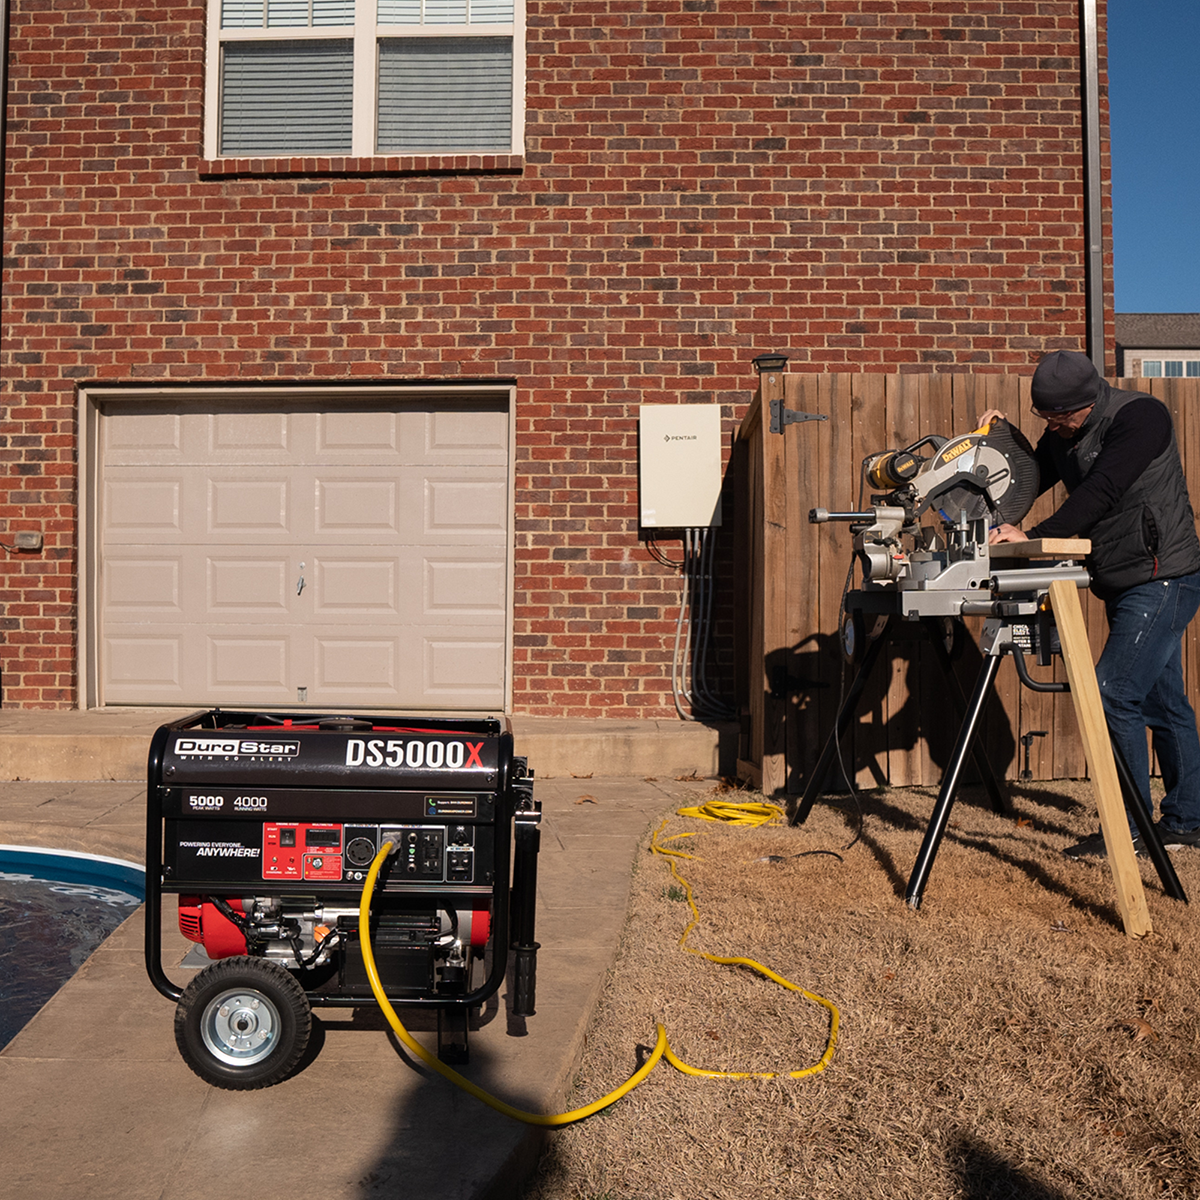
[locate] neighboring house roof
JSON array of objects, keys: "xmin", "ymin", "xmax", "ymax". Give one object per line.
[{"xmin": 1115, "ymin": 313, "xmax": 1200, "ymax": 348}]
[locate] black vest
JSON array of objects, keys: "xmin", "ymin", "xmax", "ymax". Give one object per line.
[{"xmin": 1040, "ymin": 383, "xmax": 1200, "ymax": 600}]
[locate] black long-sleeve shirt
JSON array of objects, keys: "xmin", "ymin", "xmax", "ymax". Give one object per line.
[{"xmin": 1027, "ymin": 396, "xmax": 1173, "ymax": 539}]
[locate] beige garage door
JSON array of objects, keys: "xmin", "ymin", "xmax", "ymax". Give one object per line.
[{"xmin": 97, "ymin": 396, "xmax": 510, "ymax": 709}]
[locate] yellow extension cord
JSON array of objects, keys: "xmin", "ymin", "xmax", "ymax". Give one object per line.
[{"xmin": 356, "ymin": 801, "xmax": 840, "ymax": 1126}]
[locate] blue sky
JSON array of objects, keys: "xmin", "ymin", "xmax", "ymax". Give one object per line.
[{"xmin": 1109, "ymin": 0, "xmax": 1200, "ymax": 312}]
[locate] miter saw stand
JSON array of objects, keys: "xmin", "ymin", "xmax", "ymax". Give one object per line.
[{"xmin": 789, "ymin": 532, "xmax": 1187, "ymax": 927}]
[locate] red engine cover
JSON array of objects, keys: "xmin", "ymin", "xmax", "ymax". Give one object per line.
[{"xmin": 177, "ymin": 896, "xmax": 248, "ymax": 959}]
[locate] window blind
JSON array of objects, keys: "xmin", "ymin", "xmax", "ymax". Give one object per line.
[
  {"xmin": 376, "ymin": 0, "xmax": 514, "ymax": 24},
  {"xmin": 377, "ymin": 37, "xmax": 512, "ymax": 152},
  {"xmin": 221, "ymin": 0, "xmax": 355, "ymax": 27},
  {"xmin": 220, "ymin": 39, "xmax": 354, "ymax": 154}
]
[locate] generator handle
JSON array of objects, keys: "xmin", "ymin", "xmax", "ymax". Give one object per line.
[
  {"xmin": 144, "ymin": 717, "xmax": 189, "ymax": 1002},
  {"xmin": 509, "ymin": 763, "xmax": 541, "ymax": 1017}
]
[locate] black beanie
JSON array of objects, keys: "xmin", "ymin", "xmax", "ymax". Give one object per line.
[{"xmin": 1030, "ymin": 350, "xmax": 1101, "ymax": 413}]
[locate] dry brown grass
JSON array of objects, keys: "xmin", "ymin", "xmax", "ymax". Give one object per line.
[{"xmin": 521, "ymin": 780, "xmax": 1200, "ymax": 1200}]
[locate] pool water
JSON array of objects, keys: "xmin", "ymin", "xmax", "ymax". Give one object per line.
[{"xmin": 0, "ymin": 854, "xmax": 144, "ymax": 1050}]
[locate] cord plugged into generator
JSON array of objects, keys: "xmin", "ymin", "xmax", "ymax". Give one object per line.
[
  {"xmin": 358, "ymin": 802, "xmax": 840, "ymax": 1127},
  {"xmin": 359, "ymin": 841, "xmax": 666, "ymax": 1126}
]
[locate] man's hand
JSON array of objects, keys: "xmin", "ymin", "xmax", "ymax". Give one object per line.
[
  {"xmin": 989, "ymin": 523, "xmax": 1028, "ymax": 544},
  {"xmin": 977, "ymin": 408, "xmax": 1008, "ymax": 429}
]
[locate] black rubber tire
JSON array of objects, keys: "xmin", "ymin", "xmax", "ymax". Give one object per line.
[{"xmin": 174, "ymin": 956, "xmax": 311, "ymax": 1090}]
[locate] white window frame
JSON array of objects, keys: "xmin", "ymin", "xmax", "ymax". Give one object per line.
[{"xmin": 204, "ymin": 0, "xmax": 526, "ymax": 159}]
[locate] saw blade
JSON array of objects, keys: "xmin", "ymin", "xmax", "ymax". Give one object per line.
[
  {"xmin": 919, "ymin": 423, "xmax": 1040, "ymax": 526},
  {"xmin": 981, "ymin": 419, "xmax": 1040, "ymax": 525}
]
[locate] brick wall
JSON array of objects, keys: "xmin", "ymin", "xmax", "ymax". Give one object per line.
[{"xmin": 0, "ymin": 0, "xmax": 1111, "ymax": 713}]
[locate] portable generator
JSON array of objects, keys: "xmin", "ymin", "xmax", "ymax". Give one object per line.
[{"xmin": 144, "ymin": 709, "xmax": 541, "ymax": 1090}]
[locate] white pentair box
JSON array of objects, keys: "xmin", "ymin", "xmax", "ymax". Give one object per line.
[{"xmin": 638, "ymin": 404, "xmax": 723, "ymax": 528}]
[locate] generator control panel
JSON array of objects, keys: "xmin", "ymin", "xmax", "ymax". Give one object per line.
[
  {"xmin": 153, "ymin": 713, "xmax": 509, "ymax": 901},
  {"xmin": 162, "ymin": 805, "xmax": 485, "ymax": 888}
]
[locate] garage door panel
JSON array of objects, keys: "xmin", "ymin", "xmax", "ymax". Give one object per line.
[
  {"xmin": 425, "ymin": 405, "xmax": 509, "ymax": 461},
  {"xmin": 316, "ymin": 477, "xmax": 400, "ymax": 535},
  {"xmin": 103, "ymin": 479, "xmax": 182, "ymax": 539},
  {"xmin": 207, "ymin": 555, "xmax": 292, "ymax": 616},
  {"xmin": 103, "ymin": 405, "xmax": 183, "ymax": 461},
  {"xmin": 424, "ymin": 554, "xmax": 507, "ymax": 617},
  {"xmin": 312, "ymin": 557, "xmax": 399, "ymax": 616},
  {"xmin": 317, "ymin": 409, "xmax": 401, "ymax": 457},
  {"xmin": 104, "ymin": 554, "xmax": 184, "ymax": 614},
  {"xmin": 207, "ymin": 634, "xmax": 292, "ymax": 694},
  {"xmin": 104, "ymin": 636, "xmax": 184, "ymax": 700},
  {"xmin": 425, "ymin": 475, "xmax": 508, "ymax": 537},
  {"xmin": 312, "ymin": 637, "xmax": 399, "ymax": 694},
  {"xmin": 304, "ymin": 633, "xmax": 504, "ymax": 706},
  {"xmin": 423, "ymin": 637, "xmax": 506, "ymax": 702},
  {"xmin": 104, "ymin": 469, "xmax": 294, "ymax": 543},
  {"xmin": 210, "ymin": 409, "xmax": 293, "ymax": 459},
  {"xmin": 208, "ymin": 477, "xmax": 292, "ymax": 536},
  {"xmin": 307, "ymin": 547, "xmax": 507, "ymax": 624}
]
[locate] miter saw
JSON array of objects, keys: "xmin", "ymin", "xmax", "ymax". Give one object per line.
[
  {"xmin": 793, "ymin": 416, "xmax": 1186, "ymax": 913},
  {"xmin": 811, "ymin": 418, "xmax": 1049, "ymax": 621},
  {"xmin": 796, "ymin": 417, "xmax": 1078, "ymax": 903}
]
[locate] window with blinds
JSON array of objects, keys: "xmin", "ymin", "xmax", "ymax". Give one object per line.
[{"xmin": 209, "ymin": 0, "xmax": 521, "ymax": 158}]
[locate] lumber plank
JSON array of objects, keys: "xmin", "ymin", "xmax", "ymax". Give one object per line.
[
  {"xmin": 989, "ymin": 538, "xmax": 1091, "ymax": 557},
  {"xmin": 1048, "ymin": 580, "xmax": 1152, "ymax": 939}
]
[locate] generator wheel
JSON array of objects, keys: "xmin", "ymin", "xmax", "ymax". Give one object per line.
[{"xmin": 175, "ymin": 956, "xmax": 311, "ymax": 1090}]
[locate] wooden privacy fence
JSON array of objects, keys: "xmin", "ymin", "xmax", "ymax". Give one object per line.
[{"xmin": 732, "ymin": 371, "xmax": 1200, "ymax": 797}]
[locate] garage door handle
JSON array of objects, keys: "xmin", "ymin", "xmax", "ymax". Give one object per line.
[{"xmin": 296, "ymin": 565, "xmax": 306, "ymax": 596}]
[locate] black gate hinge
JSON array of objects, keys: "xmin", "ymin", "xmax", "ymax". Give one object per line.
[{"xmin": 769, "ymin": 398, "xmax": 828, "ymax": 434}]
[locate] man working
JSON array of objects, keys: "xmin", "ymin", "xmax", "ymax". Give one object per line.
[{"xmin": 983, "ymin": 349, "xmax": 1200, "ymax": 857}]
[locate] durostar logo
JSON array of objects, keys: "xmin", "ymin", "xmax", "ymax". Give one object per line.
[{"xmin": 175, "ymin": 737, "xmax": 300, "ymax": 759}]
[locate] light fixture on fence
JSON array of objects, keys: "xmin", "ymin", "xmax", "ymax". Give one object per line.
[{"xmin": 752, "ymin": 352, "xmax": 789, "ymax": 375}]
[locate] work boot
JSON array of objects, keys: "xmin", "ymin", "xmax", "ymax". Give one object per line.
[{"xmin": 1063, "ymin": 829, "xmax": 1145, "ymax": 859}]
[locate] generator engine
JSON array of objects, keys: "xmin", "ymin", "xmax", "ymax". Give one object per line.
[{"xmin": 145, "ymin": 710, "xmax": 540, "ymax": 1090}]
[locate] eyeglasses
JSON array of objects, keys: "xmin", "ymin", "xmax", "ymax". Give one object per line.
[{"xmin": 1030, "ymin": 405, "xmax": 1085, "ymax": 426}]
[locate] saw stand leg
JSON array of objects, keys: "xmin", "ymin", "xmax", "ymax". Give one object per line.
[
  {"xmin": 789, "ymin": 616, "xmax": 894, "ymax": 824},
  {"xmin": 906, "ymin": 633, "xmax": 1188, "ymax": 914},
  {"xmin": 1110, "ymin": 740, "xmax": 1187, "ymax": 903},
  {"xmin": 1009, "ymin": 647, "xmax": 1184, "ymax": 908},
  {"xmin": 905, "ymin": 653, "xmax": 1003, "ymax": 907},
  {"xmin": 789, "ymin": 616, "xmax": 1006, "ymax": 828}
]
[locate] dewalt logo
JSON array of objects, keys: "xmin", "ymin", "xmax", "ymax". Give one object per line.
[{"xmin": 937, "ymin": 438, "xmax": 973, "ymax": 465}]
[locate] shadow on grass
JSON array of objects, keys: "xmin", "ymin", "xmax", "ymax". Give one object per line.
[
  {"xmin": 817, "ymin": 788, "xmax": 1127, "ymax": 929},
  {"xmin": 948, "ymin": 1131, "xmax": 1068, "ymax": 1200}
]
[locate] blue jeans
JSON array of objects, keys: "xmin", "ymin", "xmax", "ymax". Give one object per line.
[{"xmin": 1096, "ymin": 569, "xmax": 1200, "ymax": 833}]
